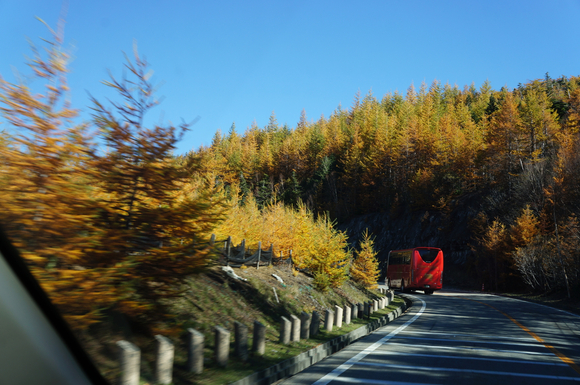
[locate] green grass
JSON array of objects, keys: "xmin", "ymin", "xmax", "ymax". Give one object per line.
[{"xmin": 171, "ymin": 297, "xmax": 405, "ymax": 385}]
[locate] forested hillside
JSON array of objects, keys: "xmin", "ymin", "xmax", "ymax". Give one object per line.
[
  {"xmin": 192, "ymin": 76, "xmax": 580, "ymax": 296},
  {"xmin": 2, "ymin": 18, "xmax": 579, "ymax": 339}
]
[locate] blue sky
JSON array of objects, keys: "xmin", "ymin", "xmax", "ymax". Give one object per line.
[{"xmin": 2, "ymin": 0, "xmax": 580, "ymax": 155}]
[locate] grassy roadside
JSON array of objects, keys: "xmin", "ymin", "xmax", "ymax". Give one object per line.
[
  {"xmin": 181, "ymin": 297, "xmax": 405, "ymax": 385},
  {"xmin": 75, "ymin": 264, "xmax": 400, "ymax": 384}
]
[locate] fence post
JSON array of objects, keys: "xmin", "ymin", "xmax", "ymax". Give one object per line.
[
  {"xmin": 154, "ymin": 335, "xmax": 174, "ymax": 385},
  {"xmin": 117, "ymin": 340, "xmax": 140, "ymax": 385},
  {"xmin": 269, "ymin": 243, "xmax": 273, "ymax": 266},
  {"xmin": 257, "ymin": 241, "xmax": 261, "ymax": 269},
  {"xmin": 187, "ymin": 328, "xmax": 204, "ymax": 374},
  {"xmin": 214, "ymin": 326, "xmax": 230, "ymax": 367},
  {"xmin": 234, "ymin": 322, "xmax": 248, "ymax": 362},
  {"xmin": 226, "ymin": 236, "xmax": 232, "ymax": 266},
  {"xmin": 210, "ymin": 233, "xmax": 216, "ymax": 246},
  {"xmin": 253, "ymin": 321, "xmax": 266, "ymax": 356}
]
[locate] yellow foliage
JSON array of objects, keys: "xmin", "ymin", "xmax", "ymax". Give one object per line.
[
  {"xmin": 214, "ymin": 192, "xmax": 351, "ymax": 291},
  {"xmin": 511, "ymin": 205, "xmax": 540, "ymax": 248},
  {"xmin": 350, "ymin": 229, "xmax": 380, "ymax": 289}
]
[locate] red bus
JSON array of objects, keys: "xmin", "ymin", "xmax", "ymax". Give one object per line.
[{"xmin": 386, "ymin": 247, "xmax": 443, "ymax": 294}]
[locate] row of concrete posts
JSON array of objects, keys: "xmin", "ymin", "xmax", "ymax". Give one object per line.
[{"xmin": 116, "ymin": 290, "xmax": 394, "ymax": 385}]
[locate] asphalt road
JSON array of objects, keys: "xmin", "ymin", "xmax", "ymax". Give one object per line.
[{"xmin": 280, "ymin": 289, "xmax": 580, "ymax": 385}]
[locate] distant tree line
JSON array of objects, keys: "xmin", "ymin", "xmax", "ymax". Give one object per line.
[{"xmin": 193, "ymin": 74, "xmax": 580, "ymax": 296}]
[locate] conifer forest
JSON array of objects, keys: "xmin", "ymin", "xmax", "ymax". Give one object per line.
[{"xmin": 2, "ymin": 20, "xmax": 580, "ymax": 333}]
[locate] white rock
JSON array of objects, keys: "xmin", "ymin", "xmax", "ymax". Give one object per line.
[{"xmin": 222, "ymin": 266, "xmax": 247, "ymax": 281}]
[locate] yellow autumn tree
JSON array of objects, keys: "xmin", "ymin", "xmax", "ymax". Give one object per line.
[
  {"xmin": 214, "ymin": 191, "xmax": 351, "ymax": 291},
  {"xmin": 510, "ymin": 205, "xmax": 540, "ymax": 249},
  {"xmin": 350, "ymin": 229, "xmax": 380, "ymax": 289},
  {"xmin": 0, "ymin": 18, "xmax": 118, "ymax": 328}
]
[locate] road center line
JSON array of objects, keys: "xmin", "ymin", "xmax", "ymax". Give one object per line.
[
  {"xmin": 452, "ymin": 295, "xmax": 580, "ymax": 376},
  {"xmin": 312, "ymin": 295, "xmax": 426, "ymax": 385}
]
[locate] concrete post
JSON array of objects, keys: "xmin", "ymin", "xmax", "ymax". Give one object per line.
[
  {"xmin": 300, "ymin": 311, "xmax": 311, "ymax": 340},
  {"xmin": 325, "ymin": 309, "xmax": 334, "ymax": 332},
  {"xmin": 234, "ymin": 322, "xmax": 248, "ymax": 361},
  {"xmin": 154, "ymin": 335, "xmax": 174, "ymax": 385},
  {"xmin": 351, "ymin": 303, "xmax": 358, "ymax": 320},
  {"xmin": 290, "ymin": 314, "xmax": 301, "ymax": 342},
  {"xmin": 214, "ymin": 326, "xmax": 230, "ymax": 367},
  {"xmin": 344, "ymin": 305, "xmax": 351, "ymax": 325},
  {"xmin": 187, "ymin": 328, "xmax": 204, "ymax": 374},
  {"xmin": 253, "ymin": 321, "xmax": 266, "ymax": 356},
  {"xmin": 373, "ymin": 299, "xmax": 378, "ymax": 312},
  {"xmin": 310, "ymin": 311, "xmax": 321, "ymax": 337},
  {"xmin": 117, "ymin": 340, "xmax": 140, "ymax": 385},
  {"xmin": 280, "ymin": 316, "xmax": 291, "ymax": 344},
  {"xmin": 334, "ymin": 305, "xmax": 343, "ymax": 328}
]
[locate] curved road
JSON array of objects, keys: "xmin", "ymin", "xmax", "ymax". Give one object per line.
[{"xmin": 281, "ymin": 289, "xmax": 580, "ymax": 385}]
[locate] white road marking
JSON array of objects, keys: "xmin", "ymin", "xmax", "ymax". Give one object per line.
[
  {"xmin": 353, "ymin": 361, "xmax": 580, "ymax": 381},
  {"xmin": 391, "ymin": 335, "xmax": 545, "ymax": 348},
  {"xmin": 312, "ymin": 295, "xmax": 427, "ymax": 385},
  {"xmin": 386, "ymin": 342, "xmax": 556, "ymax": 356},
  {"xmin": 400, "ymin": 330, "xmax": 537, "ymax": 342},
  {"xmin": 331, "ymin": 377, "xmax": 436, "ymax": 385},
  {"xmin": 367, "ymin": 350, "xmax": 569, "ymax": 367}
]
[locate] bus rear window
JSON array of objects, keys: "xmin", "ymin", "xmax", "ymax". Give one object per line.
[{"xmin": 418, "ymin": 249, "xmax": 439, "ymax": 263}]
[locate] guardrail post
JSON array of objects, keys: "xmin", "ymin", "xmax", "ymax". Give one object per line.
[
  {"xmin": 300, "ymin": 311, "xmax": 311, "ymax": 340},
  {"xmin": 344, "ymin": 305, "xmax": 351, "ymax": 325},
  {"xmin": 310, "ymin": 311, "xmax": 321, "ymax": 337},
  {"xmin": 334, "ymin": 305, "xmax": 343, "ymax": 328},
  {"xmin": 117, "ymin": 340, "xmax": 140, "ymax": 385},
  {"xmin": 290, "ymin": 314, "xmax": 300, "ymax": 342},
  {"xmin": 187, "ymin": 328, "xmax": 204, "ymax": 374},
  {"xmin": 324, "ymin": 309, "xmax": 334, "ymax": 332},
  {"xmin": 154, "ymin": 335, "xmax": 174, "ymax": 385},
  {"xmin": 214, "ymin": 326, "xmax": 230, "ymax": 367},
  {"xmin": 253, "ymin": 321, "xmax": 266, "ymax": 355},
  {"xmin": 234, "ymin": 321, "xmax": 248, "ymax": 361},
  {"xmin": 280, "ymin": 316, "xmax": 291, "ymax": 344}
]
